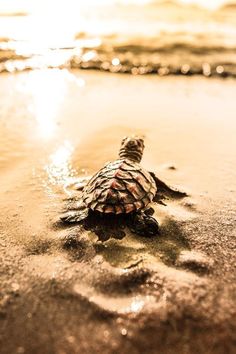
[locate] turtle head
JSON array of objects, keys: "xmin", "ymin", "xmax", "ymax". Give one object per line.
[{"xmin": 119, "ymin": 136, "xmax": 144, "ymax": 163}]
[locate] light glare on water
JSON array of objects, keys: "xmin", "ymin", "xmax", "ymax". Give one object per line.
[
  {"xmin": 20, "ymin": 69, "xmax": 84, "ymax": 139},
  {"xmin": 46, "ymin": 140, "xmax": 75, "ymax": 185},
  {"xmin": 0, "ymin": 0, "xmax": 231, "ymax": 14},
  {"xmin": 0, "ymin": 0, "xmax": 236, "ymax": 77},
  {"xmin": 26, "ymin": 70, "xmax": 67, "ymax": 138}
]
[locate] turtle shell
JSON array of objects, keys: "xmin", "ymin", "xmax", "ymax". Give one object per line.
[{"xmin": 82, "ymin": 159, "xmax": 157, "ymax": 214}]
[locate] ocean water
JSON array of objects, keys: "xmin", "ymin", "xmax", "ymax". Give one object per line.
[{"xmin": 0, "ymin": 0, "xmax": 236, "ymax": 77}]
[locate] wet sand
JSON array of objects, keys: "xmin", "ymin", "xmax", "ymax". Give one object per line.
[{"xmin": 0, "ymin": 69, "xmax": 236, "ymax": 354}]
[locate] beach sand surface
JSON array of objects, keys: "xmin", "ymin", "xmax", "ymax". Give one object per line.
[{"xmin": 0, "ymin": 70, "xmax": 236, "ymax": 354}]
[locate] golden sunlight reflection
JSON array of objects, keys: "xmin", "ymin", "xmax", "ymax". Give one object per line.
[
  {"xmin": 129, "ymin": 297, "xmax": 145, "ymax": 312},
  {"xmin": 0, "ymin": 0, "xmax": 229, "ymax": 14},
  {"xmin": 180, "ymin": 0, "xmax": 227, "ymax": 9},
  {"xmin": 0, "ymin": 0, "xmax": 231, "ymax": 48},
  {"xmin": 46, "ymin": 140, "xmax": 75, "ymax": 185},
  {"xmin": 26, "ymin": 70, "xmax": 66, "ymax": 138},
  {"xmin": 23, "ymin": 69, "xmax": 84, "ymax": 139}
]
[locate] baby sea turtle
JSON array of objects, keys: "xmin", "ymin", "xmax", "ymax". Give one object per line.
[{"xmin": 61, "ymin": 137, "xmax": 186, "ymax": 238}]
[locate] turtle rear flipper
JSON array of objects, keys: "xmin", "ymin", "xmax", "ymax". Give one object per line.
[
  {"xmin": 129, "ymin": 212, "xmax": 159, "ymax": 237},
  {"xmin": 60, "ymin": 208, "xmax": 89, "ymax": 223}
]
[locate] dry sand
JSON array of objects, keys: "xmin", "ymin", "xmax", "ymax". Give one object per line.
[{"xmin": 0, "ymin": 69, "xmax": 236, "ymax": 354}]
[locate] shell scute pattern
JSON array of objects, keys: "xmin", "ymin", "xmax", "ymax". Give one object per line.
[
  {"xmin": 134, "ymin": 200, "xmax": 144, "ymax": 210},
  {"xmin": 126, "ymin": 182, "xmax": 146, "ymax": 200},
  {"xmin": 110, "ymin": 179, "xmax": 126, "ymax": 191},
  {"xmin": 100, "ymin": 168, "xmax": 119, "ymax": 179},
  {"xmin": 124, "ymin": 204, "xmax": 135, "ymax": 213},
  {"xmin": 82, "ymin": 159, "xmax": 157, "ymax": 214},
  {"xmin": 119, "ymin": 190, "xmax": 134, "ymax": 204},
  {"xmin": 119, "ymin": 159, "xmax": 142, "ymax": 171}
]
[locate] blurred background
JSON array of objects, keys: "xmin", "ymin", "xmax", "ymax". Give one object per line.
[{"xmin": 0, "ymin": 0, "xmax": 236, "ymax": 77}]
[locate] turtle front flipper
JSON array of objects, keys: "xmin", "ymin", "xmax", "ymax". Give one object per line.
[
  {"xmin": 63, "ymin": 177, "xmax": 90, "ymax": 194},
  {"xmin": 149, "ymin": 172, "xmax": 187, "ymax": 204},
  {"xmin": 129, "ymin": 212, "xmax": 159, "ymax": 237},
  {"xmin": 60, "ymin": 208, "xmax": 89, "ymax": 224}
]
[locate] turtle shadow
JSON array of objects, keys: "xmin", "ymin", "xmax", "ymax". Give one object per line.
[
  {"xmin": 94, "ymin": 217, "xmax": 190, "ymax": 269},
  {"xmin": 83, "ymin": 211, "xmax": 129, "ymax": 242},
  {"xmin": 55, "ymin": 210, "xmax": 130, "ymax": 241},
  {"xmin": 56, "ymin": 209, "xmax": 190, "ymax": 268},
  {"xmin": 139, "ymin": 218, "xmax": 190, "ymax": 266},
  {"xmin": 57, "ymin": 210, "xmax": 211, "ymax": 278}
]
